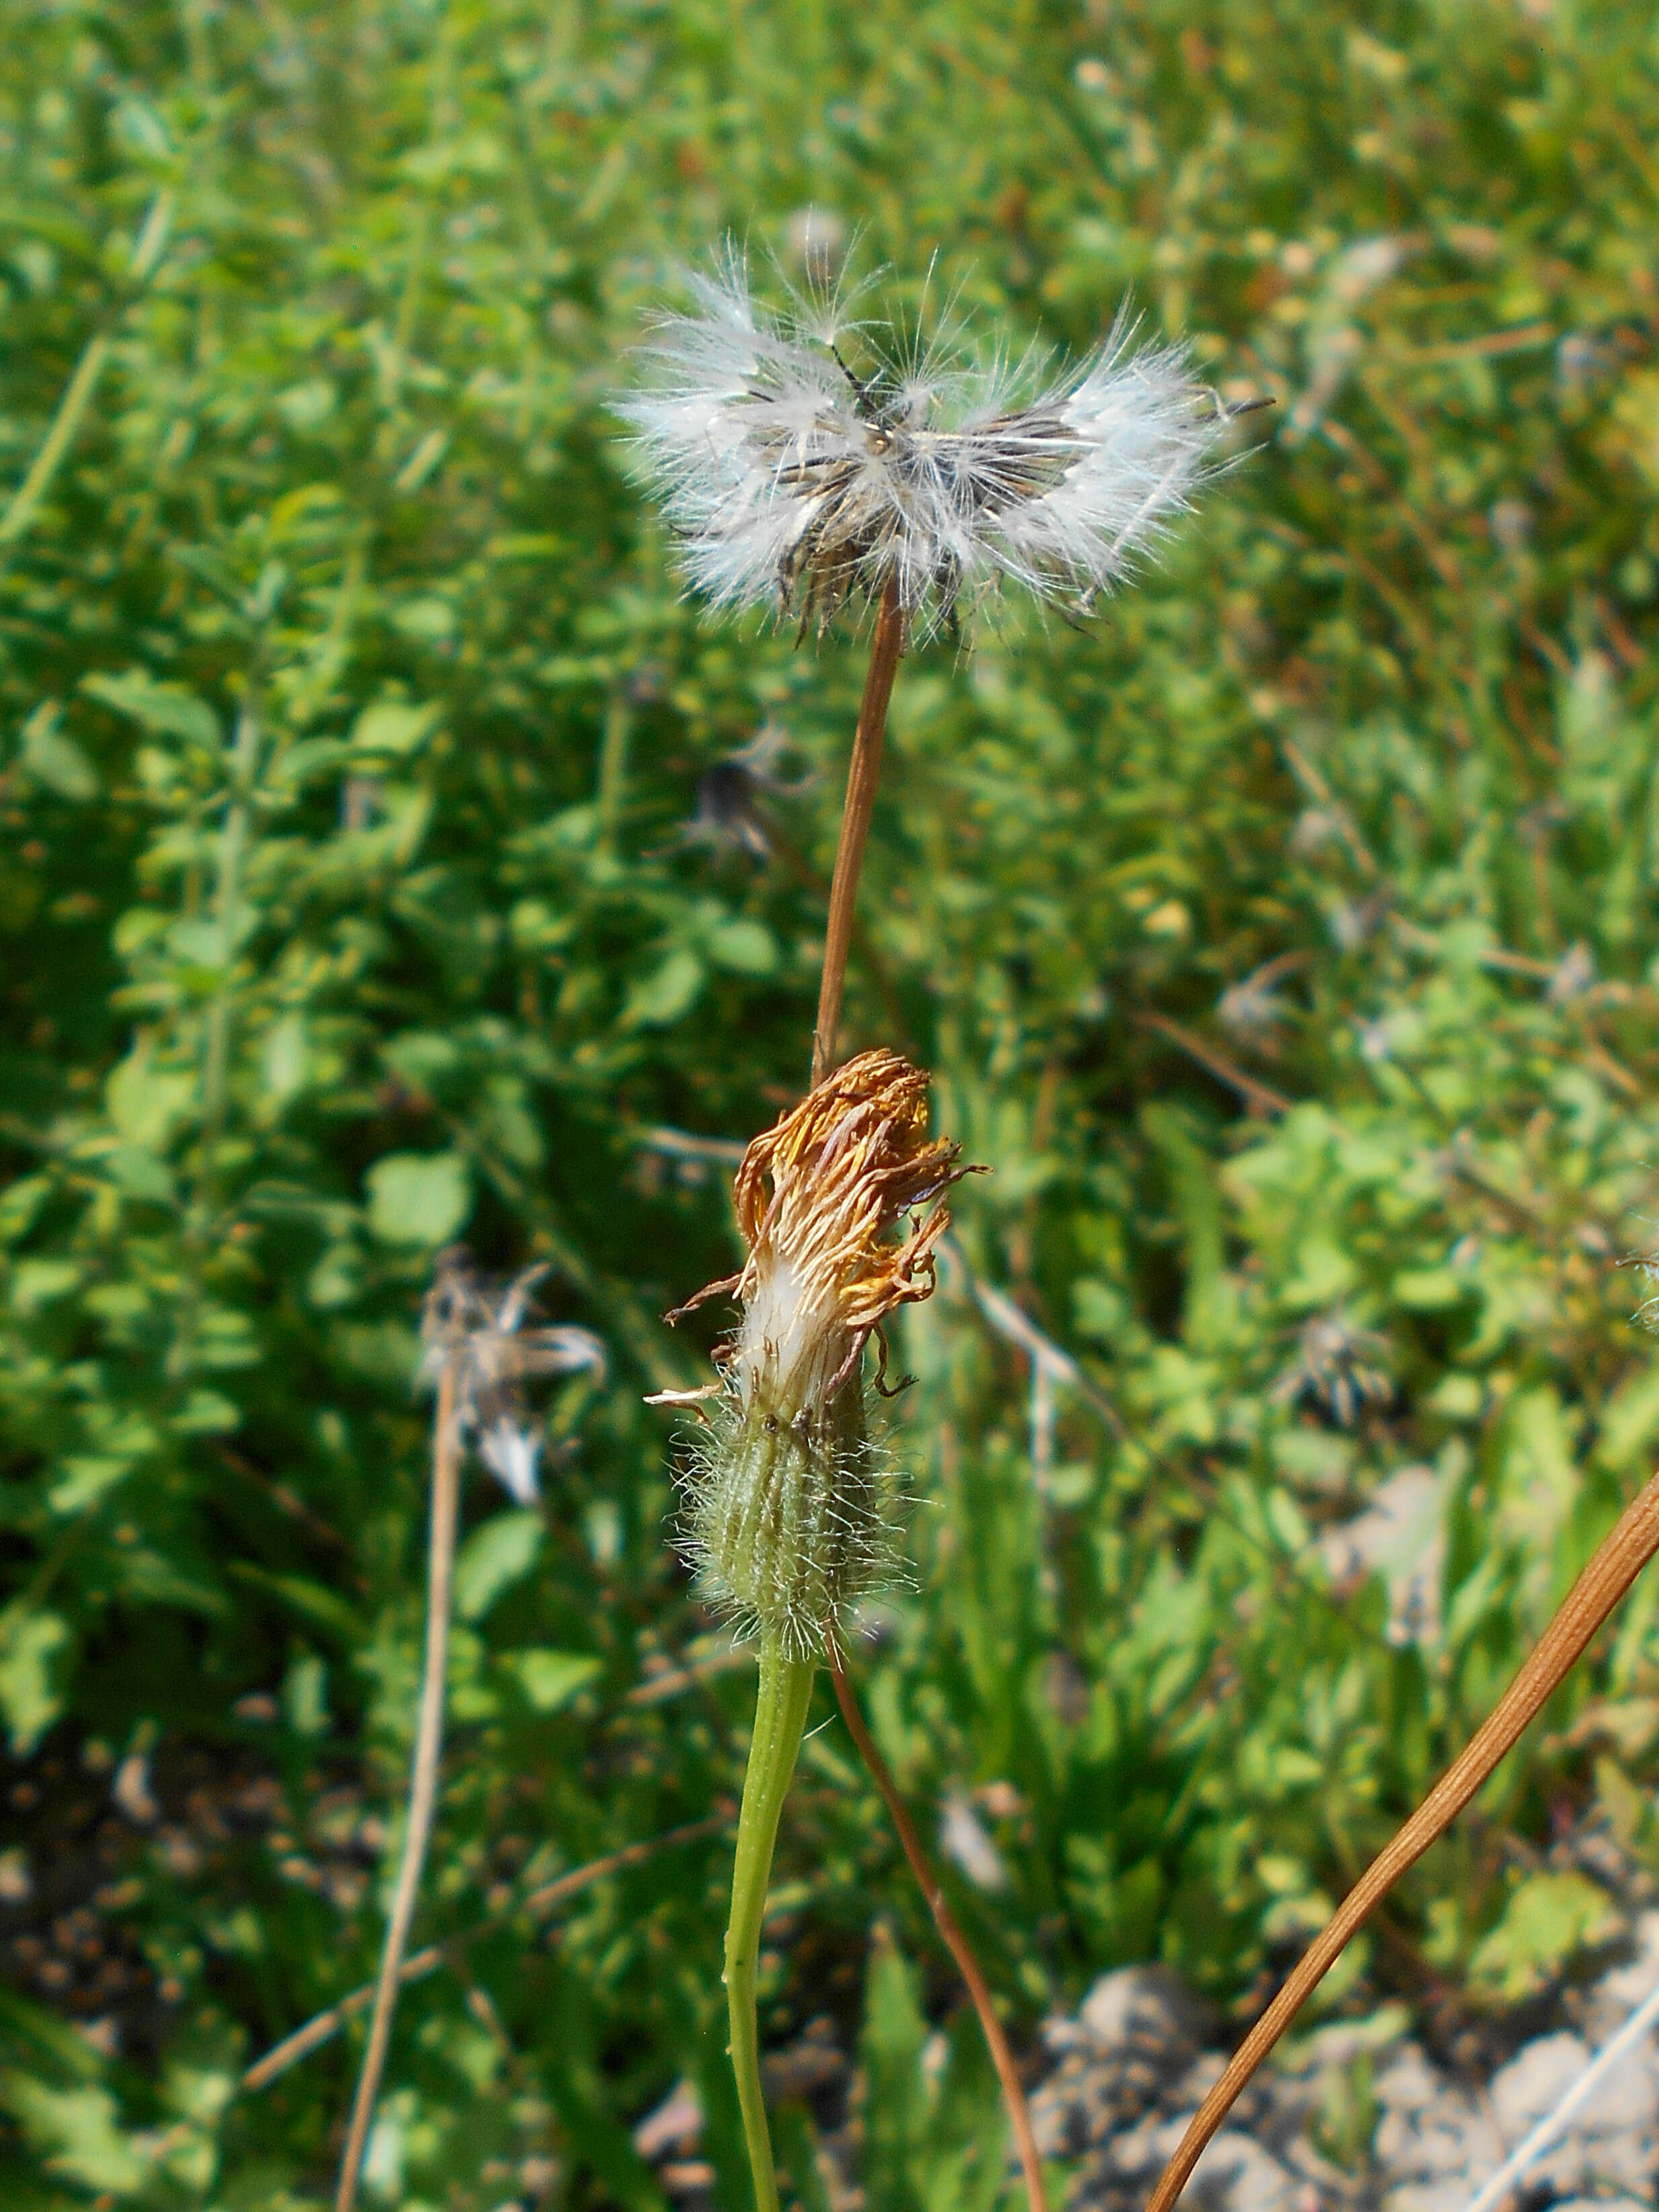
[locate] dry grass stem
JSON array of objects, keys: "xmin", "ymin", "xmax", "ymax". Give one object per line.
[
  {"xmin": 244, "ymin": 1815, "xmax": 725, "ymax": 2094},
  {"xmin": 827, "ymin": 1637, "xmax": 1051, "ymax": 2212},
  {"xmin": 1144, "ymin": 1463, "xmax": 1659, "ymax": 2212},
  {"xmin": 333, "ymin": 1365, "xmax": 462, "ymax": 2212},
  {"xmin": 1133, "ymin": 1010, "xmax": 1292, "ymax": 1119}
]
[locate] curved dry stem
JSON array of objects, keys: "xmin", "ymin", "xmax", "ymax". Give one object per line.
[
  {"xmin": 334, "ymin": 1365, "xmax": 462, "ymax": 2212},
  {"xmin": 827, "ymin": 1637, "xmax": 1051, "ymax": 2212},
  {"xmin": 244, "ymin": 1814, "xmax": 725, "ymax": 2094},
  {"xmin": 1144, "ymin": 1463, "xmax": 1659, "ymax": 2212}
]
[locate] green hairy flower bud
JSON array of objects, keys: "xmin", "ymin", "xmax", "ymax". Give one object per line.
[{"xmin": 688, "ymin": 1373, "xmax": 898, "ymax": 1661}]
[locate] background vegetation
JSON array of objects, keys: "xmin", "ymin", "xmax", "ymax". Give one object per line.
[{"xmin": 3, "ymin": 0, "xmax": 1659, "ymax": 2203}]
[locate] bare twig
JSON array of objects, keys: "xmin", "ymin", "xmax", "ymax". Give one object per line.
[
  {"xmin": 1134, "ymin": 1011, "xmax": 1293, "ymax": 1118},
  {"xmin": 333, "ymin": 1366, "xmax": 462, "ymax": 2212},
  {"xmin": 244, "ymin": 1814, "xmax": 726, "ymax": 2094},
  {"xmin": 827, "ymin": 1638, "xmax": 1051, "ymax": 2212},
  {"xmin": 1143, "ymin": 1463, "xmax": 1659, "ymax": 2212},
  {"xmin": 943, "ymin": 1234, "xmax": 1126, "ymax": 1440},
  {"xmin": 623, "ymin": 1648, "xmax": 755, "ymax": 1704},
  {"xmin": 811, "ymin": 577, "xmax": 905, "ymax": 1085},
  {"xmin": 636, "ymin": 1125, "xmax": 748, "ymax": 1169}
]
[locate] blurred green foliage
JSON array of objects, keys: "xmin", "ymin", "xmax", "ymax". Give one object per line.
[{"xmin": 3, "ymin": 0, "xmax": 1659, "ymax": 2203}]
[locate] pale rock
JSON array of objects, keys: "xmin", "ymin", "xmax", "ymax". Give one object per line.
[
  {"xmin": 1374, "ymin": 2041, "xmax": 1501, "ymax": 2197},
  {"xmin": 1487, "ymin": 2027, "xmax": 1659, "ymax": 2199}
]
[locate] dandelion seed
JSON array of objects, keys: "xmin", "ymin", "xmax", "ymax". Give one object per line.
[
  {"xmin": 617, "ymin": 248, "xmax": 1231, "ymax": 638},
  {"xmin": 667, "ymin": 1049, "xmax": 977, "ymax": 1658},
  {"xmin": 420, "ymin": 1249, "xmax": 605, "ymax": 1504}
]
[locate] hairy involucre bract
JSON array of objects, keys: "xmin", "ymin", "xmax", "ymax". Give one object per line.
[{"xmin": 617, "ymin": 251, "xmax": 1224, "ymax": 636}]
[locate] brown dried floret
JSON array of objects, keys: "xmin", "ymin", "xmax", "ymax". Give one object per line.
[{"xmin": 665, "ymin": 1051, "xmax": 978, "ymax": 1657}]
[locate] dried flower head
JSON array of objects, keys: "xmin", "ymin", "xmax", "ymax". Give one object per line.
[
  {"xmin": 1271, "ymin": 1309, "xmax": 1393, "ymax": 1431},
  {"xmin": 420, "ymin": 1251, "xmax": 606, "ymax": 1504},
  {"xmin": 677, "ymin": 720, "xmax": 806, "ymax": 862},
  {"xmin": 617, "ymin": 250, "xmax": 1230, "ymax": 637},
  {"xmin": 662, "ymin": 1051, "xmax": 975, "ymax": 1656}
]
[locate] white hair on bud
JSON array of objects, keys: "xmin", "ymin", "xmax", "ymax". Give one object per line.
[
  {"xmin": 675, "ymin": 1381, "xmax": 907, "ymax": 1662},
  {"xmin": 616, "ymin": 246, "xmax": 1227, "ymax": 637}
]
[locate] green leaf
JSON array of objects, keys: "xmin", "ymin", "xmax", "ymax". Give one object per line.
[
  {"xmin": 504, "ymin": 1649, "xmax": 602, "ymax": 1711},
  {"xmin": 1393, "ymin": 1268, "xmax": 1465, "ymax": 1311},
  {"xmin": 455, "ymin": 1510, "xmax": 544, "ymax": 1622},
  {"xmin": 260, "ymin": 1012, "xmax": 309, "ymax": 1107},
  {"xmin": 351, "ymin": 700, "xmax": 443, "ymax": 756},
  {"xmin": 47, "ymin": 1459, "xmax": 133, "ymax": 1516},
  {"xmin": 7, "ymin": 1258, "xmax": 80, "ymax": 1316},
  {"xmin": 81, "ymin": 669, "xmax": 220, "ymax": 751},
  {"xmin": 1596, "ymin": 1362, "xmax": 1659, "ymax": 1471},
  {"xmin": 1468, "ymin": 1872, "xmax": 1619, "ymax": 2003},
  {"xmin": 17, "ymin": 703, "xmax": 96, "ymax": 799},
  {"xmin": 860, "ymin": 1924, "xmax": 928, "ymax": 2212},
  {"xmin": 0, "ymin": 1177, "xmax": 50, "ymax": 1246},
  {"xmin": 704, "ymin": 917, "xmax": 776, "ymax": 976},
  {"xmin": 229, "ymin": 1565, "xmax": 363, "ymax": 1646},
  {"xmin": 0, "ymin": 1987, "xmax": 102, "ymax": 2081},
  {"xmin": 0, "ymin": 2078, "xmax": 147, "ymax": 2195},
  {"xmin": 622, "ymin": 947, "xmax": 704, "ymax": 1028},
  {"xmin": 0, "ymin": 1607, "xmax": 70, "ymax": 1757},
  {"xmin": 106, "ymin": 1043, "xmax": 196, "ymax": 1152},
  {"xmin": 365, "ymin": 1151, "xmax": 473, "ymax": 1246},
  {"xmin": 170, "ymin": 1389, "xmax": 242, "ymax": 1436}
]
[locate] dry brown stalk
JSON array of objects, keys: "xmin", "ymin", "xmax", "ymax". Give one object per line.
[
  {"xmin": 243, "ymin": 1814, "xmax": 726, "ymax": 2094},
  {"xmin": 828, "ymin": 1638, "xmax": 1052, "ymax": 2212},
  {"xmin": 333, "ymin": 1364, "xmax": 462, "ymax": 2212},
  {"xmin": 1144, "ymin": 1463, "xmax": 1659, "ymax": 2212},
  {"xmin": 811, "ymin": 576, "xmax": 905, "ymax": 1086},
  {"xmin": 1134, "ymin": 1011, "xmax": 1292, "ymax": 1119}
]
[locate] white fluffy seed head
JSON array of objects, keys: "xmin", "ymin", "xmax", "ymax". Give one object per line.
[{"xmin": 616, "ymin": 246, "xmax": 1227, "ymax": 638}]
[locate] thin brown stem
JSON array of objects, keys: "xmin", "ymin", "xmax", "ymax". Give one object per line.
[
  {"xmin": 827, "ymin": 1638, "xmax": 1051, "ymax": 2212},
  {"xmin": 811, "ymin": 577, "xmax": 904, "ymax": 1086},
  {"xmin": 1144, "ymin": 1463, "xmax": 1659, "ymax": 2212},
  {"xmin": 244, "ymin": 1814, "xmax": 726, "ymax": 2094},
  {"xmin": 755, "ymin": 811, "xmax": 911, "ymax": 1052},
  {"xmin": 1134, "ymin": 1011, "xmax": 1292, "ymax": 1119},
  {"xmin": 334, "ymin": 1365, "xmax": 462, "ymax": 2212}
]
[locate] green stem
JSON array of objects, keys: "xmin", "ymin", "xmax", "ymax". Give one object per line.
[
  {"xmin": 595, "ymin": 686, "xmax": 632, "ymax": 860},
  {"xmin": 725, "ymin": 1640, "xmax": 815, "ymax": 2212},
  {"xmin": 0, "ymin": 192, "xmax": 173, "ymax": 553},
  {"xmin": 197, "ymin": 697, "xmax": 262, "ymax": 1210}
]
